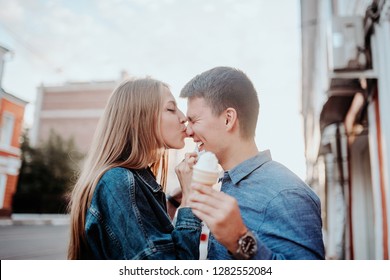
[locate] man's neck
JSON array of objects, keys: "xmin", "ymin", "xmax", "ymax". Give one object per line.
[{"xmin": 219, "ymin": 138, "xmax": 259, "ymax": 171}]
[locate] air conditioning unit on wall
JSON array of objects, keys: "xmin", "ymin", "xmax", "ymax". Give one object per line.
[{"xmin": 329, "ymin": 16, "xmax": 367, "ymax": 72}]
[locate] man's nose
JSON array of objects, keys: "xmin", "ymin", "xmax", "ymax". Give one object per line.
[{"xmin": 186, "ymin": 124, "xmax": 194, "ymax": 137}]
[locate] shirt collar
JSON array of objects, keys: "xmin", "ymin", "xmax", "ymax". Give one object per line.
[
  {"xmin": 226, "ymin": 150, "xmax": 272, "ymax": 185},
  {"xmin": 133, "ymin": 168, "xmax": 162, "ymax": 192}
]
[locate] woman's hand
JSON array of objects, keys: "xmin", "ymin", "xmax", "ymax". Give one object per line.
[{"xmin": 175, "ymin": 152, "xmax": 198, "ymax": 207}]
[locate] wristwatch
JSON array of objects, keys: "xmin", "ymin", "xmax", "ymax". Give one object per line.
[{"xmin": 232, "ymin": 230, "xmax": 258, "ymax": 260}]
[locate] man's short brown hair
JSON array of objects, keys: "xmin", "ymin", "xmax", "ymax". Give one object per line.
[{"xmin": 180, "ymin": 66, "xmax": 259, "ymax": 139}]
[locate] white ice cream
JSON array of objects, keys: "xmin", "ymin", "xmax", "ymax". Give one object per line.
[{"xmin": 194, "ymin": 151, "xmax": 219, "ymax": 172}]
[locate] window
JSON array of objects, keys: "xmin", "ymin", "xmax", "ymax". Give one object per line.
[
  {"xmin": 0, "ymin": 174, "xmax": 6, "ymax": 209},
  {"xmin": 0, "ymin": 113, "xmax": 14, "ymax": 147}
]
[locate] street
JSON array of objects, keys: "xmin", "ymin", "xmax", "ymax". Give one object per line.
[{"xmin": 0, "ymin": 224, "xmax": 69, "ymax": 260}]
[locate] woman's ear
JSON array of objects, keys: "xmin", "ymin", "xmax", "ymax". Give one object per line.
[{"xmin": 224, "ymin": 108, "xmax": 237, "ymax": 131}]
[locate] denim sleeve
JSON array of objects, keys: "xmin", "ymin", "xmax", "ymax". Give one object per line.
[
  {"xmin": 172, "ymin": 207, "xmax": 202, "ymax": 259},
  {"xmin": 253, "ymin": 189, "xmax": 325, "ymax": 260}
]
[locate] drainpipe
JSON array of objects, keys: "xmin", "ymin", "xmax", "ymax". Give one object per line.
[{"xmin": 335, "ymin": 124, "xmax": 351, "ymax": 259}]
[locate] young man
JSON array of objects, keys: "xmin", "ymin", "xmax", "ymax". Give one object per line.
[{"xmin": 181, "ymin": 66, "xmax": 325, "ymax": 260}]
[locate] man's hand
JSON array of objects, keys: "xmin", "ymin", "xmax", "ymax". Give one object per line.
[{"xmin": 188, "ymin": 184, "xmax": 247, "ymax": 253}]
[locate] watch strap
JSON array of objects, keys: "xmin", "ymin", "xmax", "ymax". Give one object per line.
[{"xmin": 166, "ymin": 194, "xmax": 180, "ymax": 208}]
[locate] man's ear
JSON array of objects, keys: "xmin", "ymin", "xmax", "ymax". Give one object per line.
[{"xmin": 224, "ymin": 108, "xmax": 237, "ymax": 131}]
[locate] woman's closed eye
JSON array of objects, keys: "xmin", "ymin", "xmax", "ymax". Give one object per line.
[{"xmin": 165, "ymin": 100, "xmax": 178, "ymax": 113}]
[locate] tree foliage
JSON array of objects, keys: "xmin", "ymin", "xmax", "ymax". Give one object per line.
[{"xmin": 13, "ymin": 129, "xmax": 84, "ymax": 213}]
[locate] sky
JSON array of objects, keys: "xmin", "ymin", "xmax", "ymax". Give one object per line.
[{"xmin": 0, "ymin": 0, "xmax": 306, "ymax": 179}]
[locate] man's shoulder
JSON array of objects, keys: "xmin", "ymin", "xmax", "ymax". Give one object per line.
[
  {"xmin": 249, "ymin": 160, "xmax": 312, "ymax": 191},
  {"xmin": 262, "ymin": 160, "xmax": 320, "ymax": 199},
  {"xmin": 250, "ymin": 159, "xmax": 300, "ymax": 179}
]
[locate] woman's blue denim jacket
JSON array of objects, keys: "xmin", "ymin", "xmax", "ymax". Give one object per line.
[{"xmin": 82, "ymin": 167, "xmax": 202, "ymax": 259}]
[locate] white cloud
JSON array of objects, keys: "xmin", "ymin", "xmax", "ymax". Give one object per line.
[{"xmin": 0, "ymin": 0, "xmax": 24, "ymax": 22}]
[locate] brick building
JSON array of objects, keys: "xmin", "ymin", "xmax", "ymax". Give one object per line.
[{"xmin": 0, "ymin": 45, "xmax": 28, "ymax": 216}]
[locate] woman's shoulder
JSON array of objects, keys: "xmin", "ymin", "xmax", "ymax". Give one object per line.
[
  {"xmin": 97, "ymin": 167, "xmax": 135, "ymax": 192},
  {"xmin": 102, "ymin": 167, "xmax": 133, "ymax": 179},
  {"xmin": 102, "ymin": 167, "xmax": 131, "ymax": 178}
]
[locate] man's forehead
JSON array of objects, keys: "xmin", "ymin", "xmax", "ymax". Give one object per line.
[{"xmin": 186, "ymin": 97, "xmax": 207, "ymax": 115}]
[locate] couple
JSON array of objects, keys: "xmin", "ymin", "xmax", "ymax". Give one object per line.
[{"xmin": 68, "ymin": 66, "xmax": 325, "ymax": 260}]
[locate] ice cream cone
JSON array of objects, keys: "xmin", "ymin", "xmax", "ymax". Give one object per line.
[{"xmin": 192, "ymin": 151, "xmax": 219, "ymax": 187}]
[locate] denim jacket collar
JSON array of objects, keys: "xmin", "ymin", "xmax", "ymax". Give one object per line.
[
  {"xmin": 133, "ymin": 168, "xmax": 162, "ymax": 193},
  {"xmin": 227, "ymin": 150, "xmax": 272, "ymax": 185}
]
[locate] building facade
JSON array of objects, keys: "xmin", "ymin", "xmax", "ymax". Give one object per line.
[
  {"xmin": 31, "ymin": 80, "xmax": 118, "ymax": 153},
  {"xmin": 0, "ymin": 45, "xmax": 28, "ymax": 216},
  {"xmin": 301, "ymin": 0, "xmax": 390, "ymax": 259}
]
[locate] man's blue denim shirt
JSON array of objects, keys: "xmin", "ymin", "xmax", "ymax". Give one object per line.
[
  {"xmin": 83, "ymin": 167, "xmax": 202, "ymax": 259},
  {"xmin": 208, "ymin": 150, "xmax": 325, "ymax": 260}
]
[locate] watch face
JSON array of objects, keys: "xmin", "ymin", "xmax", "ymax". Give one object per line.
[
  {"xmin": 241, "ymin": 235, "xmax": 257, "ymax": 256},
  {"xmin": 233, "ymin": 231, "xmax": 258, "ymax": 259}
]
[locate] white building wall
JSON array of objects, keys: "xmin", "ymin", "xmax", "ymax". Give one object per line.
[
  {"xmin": 0, "ymin": 47, "xmax": 8, "ymax": 86},
  {"xmin": 301, "ymin": 0, "xmax": 390, "ymax": 259},
  {"xmin": 367, "ymin": 101, "xmax": 385, "ymax": 259},
  {"xmin": 305, "ymin": 0, "xmax": 334, "ymax": 168},
  {"xmin": 371, "ymin": 5, "xmax": 390, "ymax": 256}
]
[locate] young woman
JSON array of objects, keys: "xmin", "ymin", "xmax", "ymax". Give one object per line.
[{"xmin": 68, "ymin": 78, "xmax": 201, "ymax": 259}]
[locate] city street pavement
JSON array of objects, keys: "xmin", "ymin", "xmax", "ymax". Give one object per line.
[
  {"xmin": 0, "ymin": 214, "xmax": 69, "ymax": 260},
  {"xmin": 0, "ymin": 214, "xmax": 208, "ymax": 260}
]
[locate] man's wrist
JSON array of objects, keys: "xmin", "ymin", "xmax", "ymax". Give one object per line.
[{"xmin": 228, "ymin": 229, "xmax": 258, "ymax": 260}]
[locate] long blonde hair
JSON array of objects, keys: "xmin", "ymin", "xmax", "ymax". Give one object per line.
[{"xmin": 68, "ymin": 78, "xmax": 169, "ymax": 259}]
